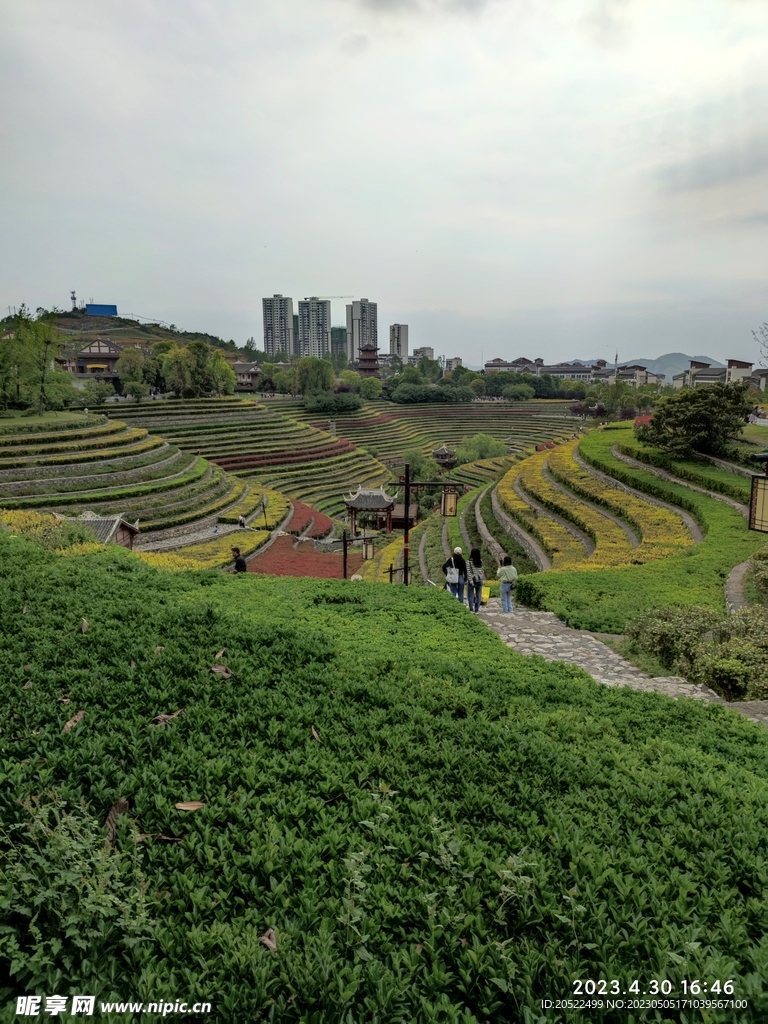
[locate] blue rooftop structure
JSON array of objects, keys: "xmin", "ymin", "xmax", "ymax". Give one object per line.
[{"xmin": 85, "ymin": 304, "xmax": 118, "ymax": 317}]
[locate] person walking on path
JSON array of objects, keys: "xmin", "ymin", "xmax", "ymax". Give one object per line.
[
  {"xmin": 442, "ymin": 546, "xmax": 467, "ymax": 603},
  {"xmin": 232, "ymin": 547, "xmax": 247, "ymax": 573},
  {"xmin": 238, "ymin": 514, "xmax": 246, "ymax": 529},
  {"xmin": 466, "ymin": 547, "xmax": 485, "ymax": 613},
  {"xmin": 496, "ymin": 555, "xmax": 518, "ymax": 613}
]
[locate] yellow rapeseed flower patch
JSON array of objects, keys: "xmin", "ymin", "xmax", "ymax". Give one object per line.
[
  {"xmin": 135, "ymin": 530, "xmax": 270, "ymax": 572},
  {"xmin": 519, "ymin": 443, "xmax": 634, "ymax": 568},
  {"xmin": 548, "ymin": 442, "xmax": 693, "ymax": 562},
  {"xmin": 497, "ymin": 459, "xmax": 587, "ymax": 569}
]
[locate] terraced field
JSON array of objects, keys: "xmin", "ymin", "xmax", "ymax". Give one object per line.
[
  {"xmin": 287, "ymin": 399, "xmax": 578, "ymax": 462},
  {"xmin": 118, "ymin": 397, "xmax": 392, "ymax": 517},
  {"xmin": 496, "ymin": 439, "xmax": 695, "ymax": 571},
  {"xmin": 0, "ymin": 414, "xmax": 253, "ymax": 542}
]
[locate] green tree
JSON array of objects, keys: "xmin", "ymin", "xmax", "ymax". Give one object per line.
[
  {"xmin": 115, "ymin": 347, "xmax": 145, "ymax": 388},
  {"xmin": 162, "ymin": 346, "xmax": 194, "ymax": 397},
  {"xmin": 296, "ymin": 357, "xmax": 334, "ymax": 395},
  {"xmin": 469, "ymin": 378, "xmax": 485, "ymax": 397},
  {"xmin": 14, "ymin": 310, "xmax": 65, "ymax": 415},
  {"xmin": 81, "ymin": 380, "xmax": 115, "ymax": 406},
  {"xmin": 636, "ymin": 382, "xmax": 752, "ymax": 457},
  {"xmin": 418, "ymin": 356, "xmax": 442, "ymax": 382},
  {"xmin": 188, "ymin": 341, "xmax": 213, "ymax": 396},
  {"xmin": 124, "ymin": 380, "xmax": 150, "ymax": 403},
  {"xmin": 502, "ymin": 384, "xmax": 536, "ymax": 401},
  {"xmin": 339, "ymin": 370, "xmax": 362, "ymax": 392},
  {"xmin": 400, "ymin": 365, "xmax": 423, "ymax": 385},
  {"xmin": 208, "ymin": 350, "xmax": 236, "ymax": 395},
  {"xmin": 272, "ymin": 369, "xmax": 294, "ymax": 394},
  {"xmin": 454, "ymin": 432, "xmax": 507, "ymax": 465},
  {"xmin": 0, "ymin": 323, "xmax": 25, "ymax": 409},
  {"xmin": 359, "ymin": 376, "xmax": 383, "ymax": 400},
  {"xmin": 403, "ymin": 447, "xmax": 439, "ymax": 479}
]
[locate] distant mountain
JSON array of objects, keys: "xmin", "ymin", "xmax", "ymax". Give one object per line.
[{"xmin": 622, "ymin": 353, "xmax": 725, "ymax": 383}]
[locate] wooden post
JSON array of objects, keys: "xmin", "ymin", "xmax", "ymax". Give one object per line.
[
  {"xmin": 403, "ymin": 463, "xmax": 410, "ymax": 586},
  {"xmin": 342, "ymin": 530, "xmax": 348, "ymax": 579}
]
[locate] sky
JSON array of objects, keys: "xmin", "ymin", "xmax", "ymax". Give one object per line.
[{"xmin": 2, "ymin": 0, "xmax": 768, "ymax": 368}]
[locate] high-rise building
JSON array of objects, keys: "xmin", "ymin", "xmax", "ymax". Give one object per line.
[
  {"xmin": 292, "ymin": 314, "xmax": 300, "ymax": 357},
  {"xmin": 346, "ymin": 298, "xmax": 377, "ymax": 363},
  {"xmin": 298, "ymin": 297, "xmax": 331, "ymax": 358},
  {"xmin": 331, "ymin": 326, "xmax": 347, "ymax": 356},
  {"xmin": 262, "ymin": 295, "xmax": 294, "ymax": 357},
  {"xmin": 412, "ymin": 346, "xmax": 434, "ymax": 362},
  {"xmin": 389, "ymin": 324, "xmax": 408, "ymax": 361}
]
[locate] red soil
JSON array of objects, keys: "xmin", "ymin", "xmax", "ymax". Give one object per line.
[
  {"xmin": 214, "ymin": 440, "xmax": 354, "ymax": 471},
  {"xmin": 248, "ymin": 534, "xmax": 362, "ymax": 579}
]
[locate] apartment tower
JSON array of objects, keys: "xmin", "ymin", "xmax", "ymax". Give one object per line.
[
  {"xmin": 262, "ymin": 294, "xmax": 294, "ymax": 357},
  {"xmin": 389, "ymin": 324, "xmax": 408, "ymax": 361},
  {"xmin": 346, "ymin": 298, "xmax": 377, "ymax": 364},
  {"xmin": 298, "ymin": 297, "xmax": 331, "ymax": 358}
]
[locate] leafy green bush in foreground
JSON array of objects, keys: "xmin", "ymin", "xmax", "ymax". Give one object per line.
[
  {"xmin": 627, "ymin": 605, "xmax": 768, "ymax": 700},
  {"xmin": 2, "ymin": 537, "xmax": 768, "ymax": 1022}
]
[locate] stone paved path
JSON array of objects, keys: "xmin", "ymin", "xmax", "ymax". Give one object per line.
[{"xmin": 476, "ymin": 599, "xmax": 768, "ymax": 727}]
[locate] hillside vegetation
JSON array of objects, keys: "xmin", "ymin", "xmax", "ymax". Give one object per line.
[{"xmin": 2, "ymin": 536, "xmax": 767, "ymax": 1021}]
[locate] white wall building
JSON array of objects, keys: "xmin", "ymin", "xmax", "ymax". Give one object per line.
[
  {"xmin": 298, "ymin": 297, "xmax": 331, "ymax": 358},
  {"xmin": 346, "ymin": 298, "xmax": 377, "ymax": 363},
  {"xmin": 262, "ymin": 294, "xmax": 294, "ymax": 357},
  {"xmin": 389, "ymin": 324, "xmax": 408, "ymax": 361},
  {"xmin": 445, "ymin": 357, "xmax": 462, "ymax": 372}
]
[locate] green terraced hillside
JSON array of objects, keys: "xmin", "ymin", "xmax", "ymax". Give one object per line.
[
  {"xmin": 0, "ymin": 414, "xmax": 249, "ymax": 537},
  {"xmin": 116, "ymin": 397, "xmax": 392, "ymax": 516},
  {"xmin": 286, "ymin": 399, "xmax": 579, "ymax": 462}
]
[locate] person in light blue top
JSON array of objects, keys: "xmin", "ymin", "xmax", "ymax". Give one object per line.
[{"xmin": 496, "ymin": 556, "xmax": 518, "ymax": 613}]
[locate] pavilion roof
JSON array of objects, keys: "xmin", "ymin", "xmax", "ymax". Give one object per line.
[
  {"xmin": 53, "ymin": 509, "xmax": 140, "ymax": 543},
  {"xmin": 432, "ymin": 444, "xmax": 455, "ymax": 456},
  {"xmin": 343, "ymin": 485, "xmax": 397, "ymax": 510}
]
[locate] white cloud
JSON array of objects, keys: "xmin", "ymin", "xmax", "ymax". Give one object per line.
[{"xmin": 1, "ymin": 0, "xmax": 768, "ymax": 363}]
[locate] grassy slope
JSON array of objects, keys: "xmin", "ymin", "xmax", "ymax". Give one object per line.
[
  {"xmin": 2, "ymin": 536, "xmax": 768, "ymax": 1022},
  {"xmin": 515, "ymin": 427, "xmax": 766, "ymax": 632}
]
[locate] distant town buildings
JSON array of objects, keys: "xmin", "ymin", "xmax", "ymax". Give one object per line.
[
  {"xmin": 445, "ymin": 357, "xmax": 463, "ymax": 372},
  {"xmin": 410, "ymin": 346, "xmax": 434, "ymax": 365},
  {"xmin": 346, "ymin": 299, "xmax": 377, "ymax": 363},
  {"xmin": 389, "ymin": 324, "xmax": 408, "ymax": 361},
  {"xmin": 484, "ymin": 356, "xmax": 662, "ymax": 387},
  {"xmin": 298, "ymin": 297, "xmax": 331, "ymax": 358},
  {"xmin": 331, "ymin": 326, "xmax": 347, "ymax": 356},
  {"xmin": 672, "ymin": 358, "xmax": 754, "ymax": 389},
  {"xmin": 262, "ymin": 294, "xmax": 294, "ymax": 357}
]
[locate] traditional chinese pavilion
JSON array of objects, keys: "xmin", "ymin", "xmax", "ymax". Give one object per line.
[
  {"xmin": 432, "ymin": 444, "xmax": 457, "ymax": 471},
  {"xmin": 357, "ymin": 345, "xmax": 380, "ymax": 378},
  {"xmin": 343, "ymin": 485, "xmax": 396, "ymax": 533}
]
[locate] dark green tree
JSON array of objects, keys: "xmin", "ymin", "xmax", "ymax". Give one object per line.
[{"xmin": 635, "ymin": 383, "xmax": 751, "ymax": 457}]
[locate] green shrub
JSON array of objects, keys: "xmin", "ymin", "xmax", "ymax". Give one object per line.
[
  {"xmin": 2, "ymin": 535, "xmax": 768, "ymax": 1019},
  {"xmin": 628, "ymin": 605, "xmax": 768, "ymax": 700},
  {"xmin": 0, "ymin": 797, "xmax": 153, "ymax": 997}
]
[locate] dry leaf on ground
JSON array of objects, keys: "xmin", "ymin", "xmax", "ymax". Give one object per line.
[
  {"xmin": 175, "ymin": 801, "xmax": 204, "ymax": 811},
  {"xmin": 259, "ymin": 928, "xmax": 277, "ymax": 951},
  {"xmin": 135, "ymin": 833, "xmax": 154, "ymax": 843},
  {"xmin": 81, "ymin": 618, "xmax": 89, "ymax": 633},
  {"xmin": 311, "ymin": 726, "xmax": 321, "ymax": 742},
  {"xmin": 130, "ymin": 660, "xmax": 136, "ymax": 669},
  {"xmin": 59, "ymin": 698, "xmax": 71, "ymax": 705},
  {"xmin": 105, "ymin": 798, "xmax": 129, "ymax": 843},
  {"xmin": 22, "ymin": 606, "xmax": 27, "ymax": 615},
  {"xmin": 159, "ymin": 835, "xmax": 182, "ymax": 842},
  {"xmin": 23, "ymin": 680, "xmax": 32, "ymax": 689},
  {"xmin": 154, "ymin": 645, "xmax": 165, "ymax": 654},
  {"xmin": 215, "ymin": 648, "xmax": 226, "ymax": 659},
  {"xmin": 62, "ymin": 710, "xmax": 85, "ymax": 734},
  {"xmin": 152, "ymin": 709, "xmax": 183, "ymax": 727},
  {"xmin": 211, "ymin": 664, "xmax": 232, "ymax": 679}
]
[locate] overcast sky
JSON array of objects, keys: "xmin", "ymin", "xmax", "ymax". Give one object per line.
[{"xmin": 2, "ymin": 0, "xmax": 768, "ymax": 367}]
